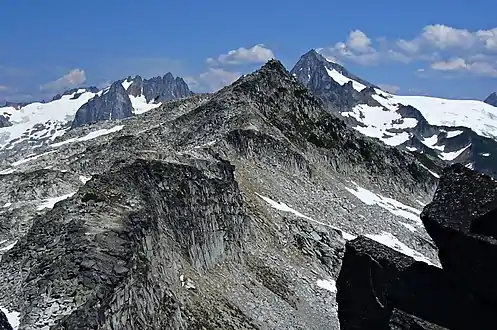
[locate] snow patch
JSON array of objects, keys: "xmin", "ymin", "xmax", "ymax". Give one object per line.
[
  {"xmin": 79, "ymin": 175, "xmax": 92, "ymax": 184},
  {"xmin": 440, "ymin": 144, "xmax": 471, "ymax": 161},
  {"xmin": 316, "ymin": 279, "xmax": 337, "ymax": 293},
  {"xmin": 51, "ymin": 125, "xmax": 124, "ymax": 148},
  {"xmin": 0, "ymin": 306, "xmax": 20, "ymax": 329},
  {"xmin": 345, "ymin": 182, "xmax": 422, "ymax": 224},
  {"xmin": 366, "ymin": 232, "xmax": 437, "ymax": 266},
  {"xmin": 400, "ymin": 222, "xmax": 417, "ymax": 232},
  {"xmin": 37, "ymin": 193, "xmax": 76, "ymax": 211},
  {"xmin": 129, "ymin": 94, "xmax": 161, "ymax": 115},
  {"xmin": 418, "ymin": 163, "xmax": 440, "ymax": 178},
  {"xmin": 446, "ymin": 130, "xmax": 464, "ymax": 138},
  {"xmin": 481, "ymin": 153, "xmax": 490, "ymax": 157},
  {"xmin": 2, "ymin": 202, "xmax": 12, "ymax": 208},
  {"xmin": 255, "ymin": 193, "xmax": 356, "ymax": 240},
  {"xmin": 325, "ymin": 68, "xmax": 366, "ymax": 92},
  {"xmin": 0, "ymin": 240, "xmax": 17, "ymax": 252},
  {"xmin": 121, "ymin": 79, "xmax": 133, "ymax": 91}
]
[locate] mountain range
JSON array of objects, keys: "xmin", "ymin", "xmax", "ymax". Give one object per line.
[{"xmin": 0, "ymin": 51, "xmax": 496, "ymax": 329}]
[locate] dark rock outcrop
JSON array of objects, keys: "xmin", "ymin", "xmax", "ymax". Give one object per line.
[
  {"xmin": 484, "ymin": 92, "xmax": 497, "ymax": 107},
  {"xmin": 337, "ymin": 164, "xmax": 497, "ymax": 329},
  {"xmin": 421, "ymin": 164, "xmax": 497, "ymax": 301},
  {"xmin": 71, "ymin": 82, "xmax": 133, "ymax": 128},
  {"xmin": 0, "ymin": 115, "xmax": 11, "ymax": 128},
  {"xmin": 125, "ymin": 73, "xmax": 193, "ymax": 103},
  {"xmin": 0, "ymin": 310, "xmax": 13, "ymax": 330}
]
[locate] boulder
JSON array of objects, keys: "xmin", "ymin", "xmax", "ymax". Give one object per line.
[
  {"xmin": 421, "ymin": 163, "xmax": 497, "ymax": 302},
  {"xmin": 336, "ymin": 236, "xmax": 495, "ymax": 329}
]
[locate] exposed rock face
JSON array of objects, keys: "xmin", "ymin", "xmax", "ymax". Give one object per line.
[
  {"xmin": 337, "ymin": 164, "xmax": 497, "ymax": 329},
  {"xmin": 71, "ymin": 82, "xmax": 133, "ymax": 128},
  {"xmin": 125, "ymin": 73, "xmax": 193, "ymax": 103},
  {"xmin": 0, "ymin": 115, "xmax": 11, "ymax": 128},
  {"xmin": 484, "ymin": 92, "xmax": 497, "ymax": 107},
  {"xmin": 1, "ymin": 158, "xmax": 249, "ymax": 329}
]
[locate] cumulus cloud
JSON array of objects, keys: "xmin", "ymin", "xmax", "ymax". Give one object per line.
[
  {"xmin": 319, "ymin": 25, "xmax": 497, "ymax": 77},
  {"xmin": 377, "ymin": 84, "xmax": 400, "ymax": 93},
  {"xmin": 0, "ymin": 85, "xmax": 9, "ymax": 92},
  {"xmin": 207, "ymin": 44, "xmax": 275, "ymax": 66},
  {"xmin": 186, "ymin": 68, "xmax": 242, "ymax": 92},
  {"xmin": 319, "ymin": 30, "xmax": 379, "ymax": 66},
  {"xmin": 40, "ymin": 68, "xmax": 86, "ymax": 91}
]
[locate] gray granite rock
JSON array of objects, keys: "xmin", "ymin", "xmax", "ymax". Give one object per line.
[{"xmin": 71, "ymin": 82, "xmax": 133, "ymax": 128}]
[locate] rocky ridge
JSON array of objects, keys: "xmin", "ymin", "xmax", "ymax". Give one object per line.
[{"xmin": 0, "ymin": 60, "xmax": 441, "ymax": 329}]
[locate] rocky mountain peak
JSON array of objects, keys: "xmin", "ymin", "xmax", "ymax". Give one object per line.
[
  {"xmin": 484, "ymin": 92, "xmax": 497, "ymax": 107},
  {"xmin": 127, "ymin": 72, "xmax": 193, "ymax": 103},
  {"xmin": 71, "ymin": 81, "xmax": 133, "ymax": 128}
]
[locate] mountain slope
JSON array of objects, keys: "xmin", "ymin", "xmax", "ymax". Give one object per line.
[
  {"xmin": 292, "ymin": 49, "xmax": 497, "ymax": 178},
  {"xmin": 0, "ymin": 60, "xmax": 440, "ymax": 329}
]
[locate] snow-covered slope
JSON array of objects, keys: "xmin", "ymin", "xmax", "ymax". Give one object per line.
[
  {"xmin": 292, "ymin": 49, "xmax": 497, "ymax": 178},
  {"xmin": 0, "ymin": 89, "xmax": 98, "ymax": 150}
]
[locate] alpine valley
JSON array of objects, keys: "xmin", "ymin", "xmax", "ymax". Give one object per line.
[{"xmin": 1, "ymin": 50, "xmax": 497, "ymax": 329}]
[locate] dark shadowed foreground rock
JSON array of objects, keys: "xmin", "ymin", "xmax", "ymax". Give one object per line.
[
  {"xmin": 337, "ymin": 164, "xmax": 497, "ymax": 329},
  {"xmin": 0, "ymin": 310, "xmax": 13, "ymax": 330},
  {"xmin": 421, "ymin": 163, "xmax": 497, "ymax": 302}
]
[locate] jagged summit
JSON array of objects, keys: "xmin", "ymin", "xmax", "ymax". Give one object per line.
[{"xmin": 484, "ymin": 92, "xmax": 497, "ymax": 107}]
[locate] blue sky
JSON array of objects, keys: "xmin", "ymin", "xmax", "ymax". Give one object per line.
[{"xmin": 1, "ymin": 0, "xmax": 496, "ymax": 102}]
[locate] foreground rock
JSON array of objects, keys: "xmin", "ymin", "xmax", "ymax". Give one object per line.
[
  {"xmin": 421, "ymin": 163, "xmax": 497, "ymax": 303},
  {"xmin": 0, "ymin": 310, "xmax": 13, "ymax": 330},
  {"xmin": 337, "ymin": 164, "xmax": 497, "ymax": 329}
]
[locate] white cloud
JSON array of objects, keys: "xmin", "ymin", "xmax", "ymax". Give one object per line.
[
  {"xmin": 186, "ymin": 68, "xmax": 242, "ymax": 92},
  {"xmin": 431, "ymin": 57, "xmax": 497, "ymax": 77},
  {"xmin": 378, "ymin": 84, "xmax": 400, "ymax": 93},
  {"xmin": 208, "ymin": 44, "xmax": 275, "ymax": 65},
  {"xmin": 0, "ymin": 85, "xmax": 8, "ymax": 92},
  {"xmin": 319, "ymin": 25, "xmax": 497, "ymax": 77},
  {"xmin": 40, "ymin": 68, "xmax": 86, "ymax": 91},
  {"xmin": 320, "ymin": 30, "xmax": 379, "ymax": 66}
]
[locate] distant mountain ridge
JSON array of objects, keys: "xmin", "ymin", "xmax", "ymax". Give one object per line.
[
  {"xmin": 292, "ymin": 49, "xmax": 497, "ymax": 178},
  {"xmin": 0, "ymin": 72, "xmax": 194, "ymax": 150}
]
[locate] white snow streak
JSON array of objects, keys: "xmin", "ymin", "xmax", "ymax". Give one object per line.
[
  {"xmin": 0, "ymin": 240, "xmax": 17, "ymax": 252},
  {"xmin": 51, "ymin": 125, "xmax": 124, "ymax": 148},
  {"xmin": 325, "ymin": 68, "xmax": 366, "ymax": 92},
  {"xmin": 345, "ymin": 182, "xmax": 422, "ymax": 224},
  {"xmin": 255, "ymin": 193, "xmax": 356, "ymax": 240},
  {"xmin": 366, "ymin": 232, "xmax": 437, "ymax": 266},
  {"xmin": 36, "ymin": 193, "xmax": 75, "ymax": 211}
]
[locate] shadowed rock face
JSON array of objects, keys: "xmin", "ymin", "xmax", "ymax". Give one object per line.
[
  {"xmin": 484, "ymin": 92, "xmax": 497, "ymax": 107},
  {"xmin": 421, "ymin": 164, "xmax": 497, "ymax": 302},
  {"xmin": 1, "ymin": 158, "xmax": 249, "ymax": 329},
  {"xmin": 0, "ymin": 310, "xmax": 13, "ymax": 330},
  {"xmin": 337, "ymin": 164, "xmax": 497, "ymax": 329},
  {"xmin": 71, "ymin": 82, "xmax": 133, "ymax": 128},
  {"xmin": 0, "ymin": 115, "xmax": 11, "ymax": 128}
]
